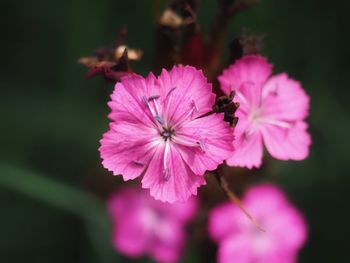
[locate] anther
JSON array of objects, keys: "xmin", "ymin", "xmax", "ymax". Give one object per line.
[
  {"xmin": 191, "ymin": 100, "xmax": 199, "ymax": 113},
  {"xmin": 161, "ymin": 128, "xmax": 172, "ymax": 139},
  {"xmin": 155, "ymin": 115, "xmax": 165, "ymax": 125},
  {"xmin": 165, "ymin": 87, "xmax": 177, "ymax": 101},
  {"xmin": 132, "ymin": 160, "xmax": 145, "ymax": 166},
  {"xmin": 164, "ymin": 167, "xmax": 170, "ymax": 181},
  {"xmin": 197, "ymin": 140, "xmax": 207, "ymax": 152},
  {"xmin": 141, "ymin": 95, "xmax": 157, "ymax": 116},
  {"xmin": 148, "ymin": 95, "xmax": 160, "ymax": 101},
  {"xmin": 141, "ymin": 95, "xmax": 149, "ymax": 107}
]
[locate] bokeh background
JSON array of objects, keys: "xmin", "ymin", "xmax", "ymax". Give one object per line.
[{"xmin": 1, "ymin": 0, "xmax": 349, "ymax": 262}]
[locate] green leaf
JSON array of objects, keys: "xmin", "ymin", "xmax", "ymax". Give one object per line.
[{"xmin": 0, "ymin": 163, "xmax": 122, "ymax": 263}]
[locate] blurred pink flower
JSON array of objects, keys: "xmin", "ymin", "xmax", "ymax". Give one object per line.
[
  {"xmin": 107, "ymin": 187, "xmax": 197, "ymax": 263},
  {"xmin": 209, "ymin": 184, "xmax": 307, "ymax": 263},
  {"xmin": 100, "ymin": 65, "xmax": 234, "ymax": 203},
  {"xmin": 219, "ymin": 55, "xmax": 311, "ymax": 168}
]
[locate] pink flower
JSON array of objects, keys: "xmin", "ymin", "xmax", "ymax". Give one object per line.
[
  {"xmin": 107, "ymin": 187, "xmax": 197, "ymax": 263},
  {"xmin": 219, "ymin": 55, "xmax": 311, "ymax": 168},
  {"xmin": 208, "ymin": 184, "xmax": 307, "ymax": 263},
  {"xmin": 99, "ymin": 65, "xmax": 234, "ymax": 202}
]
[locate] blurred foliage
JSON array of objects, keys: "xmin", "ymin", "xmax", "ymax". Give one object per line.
[{"xmin": 0, "ymin": 0, "xmax": 349, "ymax": 262}]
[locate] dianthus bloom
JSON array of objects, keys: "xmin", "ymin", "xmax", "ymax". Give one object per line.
[
  {"xmin": 209, "ymin": 184, "xmax": 307, "ymax": 263},
  {"xmin": 219, "ymin": 55, "xmax": 311, "ymax": 168},
  {"xmin": 100, "ymin": 65, "xmax": 234, "ymax": 202},
  {"xmin": 107, "ymin": 187, "xmax": 197, "ymax": 263}
]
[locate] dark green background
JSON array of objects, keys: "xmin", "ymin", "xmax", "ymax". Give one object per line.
[{"xmin": 1, "ymin": 0, "xmax": 349, "ymax": 262}]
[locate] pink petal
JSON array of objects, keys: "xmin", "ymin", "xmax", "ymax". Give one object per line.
[
  {"xmin": 107, "ymin": 190, "xmax": 149, "ymax": 257},
  {"xmin": 175, "ymin": 113, "xmax": 234, "ymax": 175},
  {"xmin": 155, "ymin": 196, "xmax": 198, "ymax": 223},
  {"xmin": 226, "ymin": 117, "xmax": 264, "ymax": 169},
  {"xmin": 141, "ymin": 143, "xmax": 206, "ymax": 203},
  {"xmin": 107, "ymin": 188, "xmax": 197, "ymax": 262},
  {"xmin": 262, "ymin": 73, "xmax": 310, "ymax": 120},
  {"xmin": 149, "ymin": 224, "xmax": 185, "ymax": 263},
  {"xmin": 209, "ymin": 184, "xmax": 307, "ymax": 263},
  {"xmin": 108, "ymin": 73, "xmax": 158, "ymax": 126},
  {"xmin": 157, "ymin": 65, "xmax": 215, "ymax": 125},
  {"xmin": 236, "ymin": 81, "xmax": 263, "ymax": 110},
  {"xmin": 266, "ymin": 207, "xmax": 308, "ymax": 252},
  {"xmin": 218, "ymin": 55, "xmax": 273, "ymax": 96},
  {"xmin": 217, "ymin": 236, "xmax": 253, "ymax": 263},
  {"xmin": 256, "ymin": 251, "xmax": 299, "ymax": 263},
  {"xmin": 99, "ymin": 122, "xmax": 159, "ymax": 180},
  {"xmin": 111, "ymin": 219, "xmax": 149, "ymax": 257},
  {"xmin": 208, "ymin": 202, "xmax": 239, "ymax": 242},
  {"xmin": 261, "ymin": 121, "xmax": 311, "ymax": 160},
  {"xmin": 245, "ymin": 185, "xmax": 307, "ymax": 252},
  {"xmin": 244, "ymin": 183, "xmax": 289, "ymax": 210},
  {"xmin": 244, "ymin": 185, "xmax": 308, "ymax": 259},
  {"xmin": 107, "ymin": 187, "xmax": 144, "ymax": 218}
]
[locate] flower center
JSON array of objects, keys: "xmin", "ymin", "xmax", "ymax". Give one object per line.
[
  {"xmin": 249, "ymin": 107, "xmax": 262, "ymax": 122},
  {"xmin": 142, "ymin": 93, "xmax": 207, "ymax": 181},
  {"xmin": 161, "ymin": 127, "xmax": 174, "ymax": 140}
]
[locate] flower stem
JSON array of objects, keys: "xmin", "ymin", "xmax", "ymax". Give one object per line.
[{"xmin": 213, "ymin": 169, "xmax": 265, "ymax": 232}]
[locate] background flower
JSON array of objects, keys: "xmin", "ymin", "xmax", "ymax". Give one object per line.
[
  {"xmin": 209, "ymin": 184, "xmax": 307, "ymax": 263},
  {"xmin": 107, "ymin": 187, "xmax": 197, "ymax": 263}
]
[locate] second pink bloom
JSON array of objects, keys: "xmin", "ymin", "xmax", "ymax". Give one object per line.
[{"xmin": 219, "ymin": 55, "xmax": 311, "ymax": 168}]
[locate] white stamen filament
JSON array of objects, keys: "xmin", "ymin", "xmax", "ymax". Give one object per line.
[
  {"xmin": 165, "ymin": 87, "xmax": 177, "ymax": 101},
  {"xmin": 172, "ymin": 102, "xmax": 197, "ymax": 129},
  {"xmin": 162, "ymin": 87, "xmax": 177, "ymax": 125},
  {"xmin": 150, "ymin": 97, "xmax": 161, "ymax": 116},
  {"xmin": 142, "ymin": 96, "xmax": 157, "ymax": 117},
  {"xmin": 172, "ymin": 135, "xmax": 204, "ymax": 152},
  {"xmin": 259, "ymin": 118, "xmax": 292, "ymax": 129},
  {"xmin": 236, "ymin": 91, "xmax": 248, "ymax": 107},
  {"xmin": 142, "ymin": 95, "xmax": 166, "ymax": 130},
  {"xmin": 163, "ymin": 140, "xmax": 170, "ymax": 180}
]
